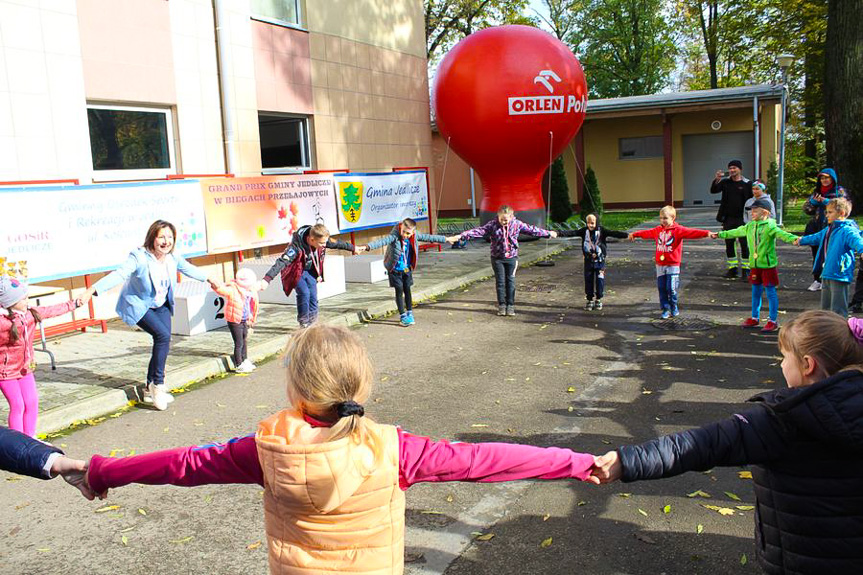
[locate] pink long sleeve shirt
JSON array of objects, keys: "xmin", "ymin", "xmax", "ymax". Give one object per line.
[{"xmin": 88, "ymin": 420, "xmax": 595, "ymax": 493}]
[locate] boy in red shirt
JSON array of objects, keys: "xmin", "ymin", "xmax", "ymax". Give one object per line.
[{"xmin": 629, "ymin": 206, "xmax": 711, "ymax": 318}]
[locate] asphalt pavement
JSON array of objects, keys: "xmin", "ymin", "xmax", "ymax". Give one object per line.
[{"xmin": 0, "ymin": 209, "xmax": 826, "ymax": 574}]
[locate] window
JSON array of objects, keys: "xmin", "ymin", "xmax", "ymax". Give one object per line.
[
  {"xmin": 619, "ymin": 136, "xmax": 663, "ymax": 160},
  {"xmin": 250, "ymin": 0, "xmax": 302, "ymax": 27},
  {"xmin": 259, "ymin": 113, "xmax": 311, "ymax": 173},
  {"xmin": 87, "ymin": 105, "xmax": 175, "ymax": 180}
]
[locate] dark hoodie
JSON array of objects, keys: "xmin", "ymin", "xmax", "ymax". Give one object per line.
[
  {"xmin": 808, "ymin": 167, "xmax": 848, "ymax": 227},
  {"xmin": 618, "ymin": 369, "xmax": 863, "ymax": 574},
  {"xmin": 263, "ymin": 225, "xmax": 354, "ymax": 283}
]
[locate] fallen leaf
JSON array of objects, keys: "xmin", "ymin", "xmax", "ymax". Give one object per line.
[
  {"xmin": 119, "ymin": 526, "xmax": 135, "ymax": 533},
  {"xmin": 637, "ymin": 509, "xmax": 648, "ymax": 517},
  {"xmin": 567, "ymin": 406, "xmax": 574, "ymax": 412},
  {"xmin": 539, "ymin": 325, "xmax": 548, "ymax": 330},
  {"xmin": 741, "ymin": 554, "xmax": 748, "ymax": 565},
  {"xmin": 738, "ymin": 471, "xmax": 753, "ymax": 479},
  {"xmin": 37, "ymin": 548, "xmax": 50, "ymax": 552},
  {"xmin": 618, "ymin": 493, "xmax": 632, "ymax": 498},
  {"xmin": 687, "ymin": 490, "xmax": 711, "ymax": 499},
  {"xmin": 736, "ymin": 505, "xmax": 755, "ymax": 511},
  {"xmin": 380, "ymin": 376, "xmax": 389, "ymax": 382},
  {"xmin": 701, "ymin": 504, "xmax": 735, "ymax": 516},
  {"xmin": 171, "ymin": 536, "xmax": 194, "ymax": 544},
  {"xmin": 724, "ymin": 492, "xmax": 742, "ymax": 501},
  {"xmin": 663, "ymin": 505, "xmax": 672, "ymax": 514},
  {"xmin": 247, "ymin": 541, "xmax": 262, "ymax": 550},
  {"xmin": 577, "ymin": 501, "xmax": 586, "ymax": 506},
  {"xmin": 696, "ymin": 524, "xmax": 704, "ymax": 534},
  {"xmin": 567, "ymin": 386, "xmax": 575, "ymax": 393},
  {"xmin": 95, "ymin": 505, "xmax": 121, "ymax": 513},
  {"xmin": 540, "ymin": 537, "xmax": 553, "ymax": 548},
  {"xmin": 470, "ymin": 424, "xmax": 488, "ymax": 428},
  {"xmin": 476, "ymin": 533, "xmax": 495, "ymax": 541},
  {"xmin": 543, "ymin": 513, "xmax": 551, "ymax": 521},
  {"xmin": 420, "ymin": 510, "xmax": 443, "ymax": 515},
  {"xmin": 446, "ymin": 494, "xmax": 454, "ymax": 503},
  {"xmin": 108, "ymin": 448, "xmax": 125, "ymax": 457},
  {"xmin": 137, "ymin": 508, "xmax": 147, "ymax": 516},
  {"xmin": 121, "ymin": 535, "xmax": 128, "ymax": 546}
]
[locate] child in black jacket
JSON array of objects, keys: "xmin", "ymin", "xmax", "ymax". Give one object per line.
[
  {"xmin": 558, "ymin": 214, "xmax": 628, "ymax": 310},
  {"xmin": 588, "ymin": 310, "xmax": 863, "ymax": 574}
]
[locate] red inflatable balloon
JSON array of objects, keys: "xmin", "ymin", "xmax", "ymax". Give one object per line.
[{"xmin": 433, "ymin": 25, "xmax": 588, "ymax": 226}]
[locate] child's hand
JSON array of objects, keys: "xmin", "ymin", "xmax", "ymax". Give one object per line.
[
  {"xmin": 258, "ymin": 279, "xmax": 269, "ymax": 291},
  {"xmin": 794, "ymin": 238, "xmax": 801, "ymax": 246},
  {"xmin": 446, "ymin": 235, "xmax": 461, "ymax": 243},
  {"xmin": 587, "ymin": 450, "xmax": 622, "ymax": 484},
  {"xmin": 549, "ymin": 230, "xmax": 558, "ymax": 238},
  {"xmin": 627, "ymin": 233, "xmax": 635, "ymax": 241},
  {"xmin": 354, "ymin": 245, "xmax": 369, "ymax": 254},
  {"xmin": 709, "ymin": 232, "xmax": 718, "ymax": 239},
  {"xmin": 207, "ymin": 277, "xmax": 222, "ymax": 290},
  {"xmin": 52, "ymin": 456, "xmax": 98, "ymax": 500}
]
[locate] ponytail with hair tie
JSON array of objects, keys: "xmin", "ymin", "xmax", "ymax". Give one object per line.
[{"xmin": 336, "ymin": 401, "xmax": 364, "ymax": 418}]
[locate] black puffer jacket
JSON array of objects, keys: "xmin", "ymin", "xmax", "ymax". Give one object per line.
[{"xmin": 619, "ymin": 370, "xmax": 863, "ymax": 574}]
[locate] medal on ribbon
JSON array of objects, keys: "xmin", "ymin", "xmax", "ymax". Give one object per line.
[{"xmin": 660, "ymin": 254, "xmax": 665, "ymax": 262}]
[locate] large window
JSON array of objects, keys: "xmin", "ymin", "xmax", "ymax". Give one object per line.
[
  {"xmin": 251, "ymin": 0, "xmax": 302, "ymax": 27},
  {"xmin": 87, "ymin": 105, "xmax": 175, "ymax": 180},
  {"xmin": 259, "ymin": 113, "xmax": 311, "ymax": 173},
  {"xmin": 619, "ymin": 136, "xmax": 663, "ymax": 160}
]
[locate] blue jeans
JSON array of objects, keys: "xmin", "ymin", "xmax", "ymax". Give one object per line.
[
  {"xmin": 821, "ymin": 279, "xmax": 850, "ymax": 317},
  {"xmin": 294, "ymin": 270, "xmax": 319, "ymax": 324},
  {"xmin": 656, "ymin": 272, "xmax": 679, "ymax": 312},
  {"xmin": 136, "ymin": 303, "xmax": 172, "ymax": 386},
  {"xmin": 491, "ymin": 257, "xmax": 518, "ymax": 305},
  {"xmin": 584, "ymin": 262, "xmax": 605, "ymax": 300},
  {"xmin": 752, "ymin": 284, "xmax": 779, "ymax": 322}
]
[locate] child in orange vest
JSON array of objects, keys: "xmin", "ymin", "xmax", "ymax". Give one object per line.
[
  {"xmin": 85, "ymin": 325, "xmax": 597, "ymax": 574},
  {"xmin": 212, "ymin": 268, "xmax": 259, "ymax": 373}
]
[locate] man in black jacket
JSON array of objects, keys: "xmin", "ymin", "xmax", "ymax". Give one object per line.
[{"xmin": 711, "ymin": 159, "xmax": 753, "ymax": 278}]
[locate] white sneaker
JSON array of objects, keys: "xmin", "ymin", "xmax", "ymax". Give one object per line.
[
  {"xmin": 807, "ymin": 281, "xmax": 822, "ymax": 292},
  {"xmin": 143, "ymin": 383, "xmax": 174, "ymax": 403},
  {"xmin": 235, "ymin": 360, "xmax": 254, "ymax": 373},
  {"xmin": 148, "ymin": 383, "xmax": 169, "ymax": 411}
]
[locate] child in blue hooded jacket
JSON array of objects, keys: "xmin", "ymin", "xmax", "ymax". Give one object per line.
[{"xmin": 797, "ymin": 197, "xmax": 863, "ymax": 317}]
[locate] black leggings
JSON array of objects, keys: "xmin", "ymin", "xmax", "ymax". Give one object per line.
[
  {"xmin": 390, "ymin": 271, "xmax": 413, "ymax": 314},
  {"xmin": 227, "ymin": 321, "xmax": 248, "ymax": 365}
]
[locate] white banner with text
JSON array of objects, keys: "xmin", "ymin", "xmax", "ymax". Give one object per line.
[{"xmin": 333, "ymin": 171, "xmax": 429, "ymax": 233}]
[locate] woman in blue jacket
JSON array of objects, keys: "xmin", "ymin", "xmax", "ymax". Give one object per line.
[
  {"xmin": 84, "ymin": 220, "xmax": 219, "ymax": 411},
  {"xmin": 0, "ymin": 425, "xmax": 94, "ymax": 498}
]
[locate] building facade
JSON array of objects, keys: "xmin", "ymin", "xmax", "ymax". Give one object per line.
[{"xmin": 434, "ymin": 85, "xmax": 783, "ymax": 216}]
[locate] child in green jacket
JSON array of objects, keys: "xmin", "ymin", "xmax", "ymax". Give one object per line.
[{"xmin": 713, "ymin": 198, "xmax": 799, "ymax": 332}]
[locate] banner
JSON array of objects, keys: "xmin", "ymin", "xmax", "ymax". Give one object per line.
[
  {"xmin": 0, "ymin": 180, "xmax": 207, "ymax": 283},
  {"xmin": 334, "ymin": 171, "xmax": 429, "ymax": 232},
  {"xmin": 200, "ymin": 174, "xmax": 339, "ymax": 254}
]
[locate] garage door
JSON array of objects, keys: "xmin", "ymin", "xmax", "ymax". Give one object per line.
[{"xmin": 682, "ymin": 131, "xmax": 754, "ymax": 207}]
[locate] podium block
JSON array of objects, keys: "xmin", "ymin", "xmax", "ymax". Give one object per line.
[
  {"xmin": 172, "ymin": 280, "xmax": 228, "ymax": 336},
  {"xmin": 344, "ymin": 254, "xmax": 388, "ymax": 283},
  {"xmin": 245, "ymin": 255, "xmax": 346, "ymax": 304}
]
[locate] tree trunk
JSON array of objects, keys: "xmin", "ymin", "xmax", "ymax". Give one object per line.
[{"xmin": 825, "ymin": 0, "xmax": 863, "ymax": 205}]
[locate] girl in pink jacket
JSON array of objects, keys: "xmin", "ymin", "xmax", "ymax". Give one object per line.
[
  {"xmin": 86, "ymin": 324, "xmax": 596, "ymax": 574},
  {"xmin": 0, "ymin": 276, "xmax": 83, "ymax": 436}
]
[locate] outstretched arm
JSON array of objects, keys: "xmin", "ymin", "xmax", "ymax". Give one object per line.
[
  {"xmin": 398, "ymin": 430, "xmax": 595, "ymax": 489},
  {"xmin": 87, "ymin": 435, "xmax": 263, "ymax": 495}
]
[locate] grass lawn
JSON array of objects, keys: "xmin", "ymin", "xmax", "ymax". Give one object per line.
[{"xmin": 438, "ymin": 209, "xmax": 655, "ymax": 232}]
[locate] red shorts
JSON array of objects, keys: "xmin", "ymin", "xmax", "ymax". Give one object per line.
[{"xmin": 749, "ymin": 267, "xmax": 779, "ymax": 287}]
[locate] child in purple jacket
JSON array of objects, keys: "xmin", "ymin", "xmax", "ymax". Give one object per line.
[{"xmin": 446, "ymin": 205, "xmax": 557, "ymax": 316}]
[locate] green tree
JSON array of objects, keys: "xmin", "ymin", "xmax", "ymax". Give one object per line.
[
  {"xmin": 549, "ymin": 156, "xmax": 573, "ymax": 222},
  {"xmin": 424, "ymin": 0, "xmax": 531, "ymax": 61},
  {"xmin": 580, "ymin": 165, "xmax": 603, "ymax": 221},
  {"xmin": 578, "ymin": 0, "xmax": 679, "ymax": 98}
]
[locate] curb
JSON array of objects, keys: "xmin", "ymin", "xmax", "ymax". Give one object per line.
[{"xmin": 37, "ymin": 244, "xmax": 568, "ymax": 434}]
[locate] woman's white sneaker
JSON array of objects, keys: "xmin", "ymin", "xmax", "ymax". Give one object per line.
[{"xmin": 148, "ymin": 383, "xmax": 169, "ymax": 411}]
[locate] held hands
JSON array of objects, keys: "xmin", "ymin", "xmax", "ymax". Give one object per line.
[
  {"xmin": 627, "ymin": 233, "xmax": 636, "ymax": 242},
  {"xmin": 206, "ymin": 277, "xmax": 222, "ymax": 290},
  {"xmin": 709, "ymin": 232, "xmax": 719, "ymax": 239},
  {"xmin": 51, "ymin": 456, "xmax": 100, "ymax": 500},
  {"xmin": 549, "ymin": 230, "xmax": 558, "ymax": 239},
  {"xmin": 258, "ymin": 279, "xmax": 269, "ymax": 292},
  {"xmin": 445, "ymin": 235, "xmax": 462, "ymax": 244},
  {"xmin": 585, "ymin": 450, "xmax": 623, "ymax": 485},
  {"xmin": 354, "ymin": 245, "xmax": 369, "ymax": 254},
  {"xmin": 793, "ymin": 238, "xmax": 801, "ymax": 246}
]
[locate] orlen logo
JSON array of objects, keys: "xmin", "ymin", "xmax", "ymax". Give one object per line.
[{"xmin": 508, "ymin": 69, "xmax": 586, "ymax": 116}]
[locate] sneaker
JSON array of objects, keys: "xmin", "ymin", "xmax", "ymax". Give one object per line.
[
  {"xmin": 741, "ymin": 317, "xmax": 760, "ymax": 328},
  {"xmin": 148, "ymin": 383, "xmax": 169, "ymax": 411},
  {"xmin": 236, "ymin": 359, "xmax": 255, "ymax": 373},
  {"xmin": 584, "ymin": 299, "xmax": 594, "ymax": 311},
  {"xmin": 594, "ymin": 300, "xmax": 603, "ymax": 310},
  {"xmin": 142, "ymin": 382, "xmax": 154, "ymax": 404},
  {"xmin": 399, "ymin": 312, "xmax": 411, "ymax": 326},
  {"xmin": 761, "ymin": 321, "xmax": 779, "ymax": 333},
  {"xmin": 660, "ymin": 310, "xmax": 671, "ymax": 320},
  {"xmin": 807, "ymin": 281, "xmax": 822, "ymax": 292},
  {"xmin": 497, "ymin": 305, "xmax": 507, "ymax": 316},
  {"xmin": 406, "ymin": 311, "xmax": 416, "ymax": 325},
  {"xmin": 671, "ymin": 308, "xmax": 680, "ymax": 317},
  {"xmin": 724, "ymin": 268, "xmax": 739, "ymax": 279},
  {"xmin": 505, "ymin": 305, "xmax": 516, "ymax": 316}
]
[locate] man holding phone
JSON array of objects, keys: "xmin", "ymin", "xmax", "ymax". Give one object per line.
[{"xmin": 711, "ymin": 159, "xmax": 753, "ymax": 278}]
